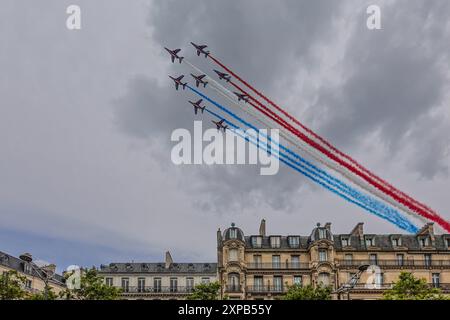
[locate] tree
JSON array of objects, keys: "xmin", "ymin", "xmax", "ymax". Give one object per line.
[
  {"xmin": 27, "ymin": 285, "xmax": 58, "ymax": 300},
  {"xmin": 283, "ymin": 284, "xmax": 332, "ymax": 300},
  {"xmin": 59, "ymin": 268, "xmax": 121, "ymax": 300},
  {"xmin": 0, "ymin": 270, "xmax": 27, "ymax": 300},
  {"xmin": 187, "ymin": 282, "xmax": 222, "ymax": 300},
  {"xmin": 383, "ymin": 272, "xmax": 448, "ymax": 300}
]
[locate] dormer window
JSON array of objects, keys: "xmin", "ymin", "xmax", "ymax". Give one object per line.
[
  {"xmin": 270, "ymin": 236, "xmax": 281, "ymax": 248},
  {"xmin": 341, "ymin": 237, "xmax": 349, "ymax": 247},
  {"xmin": 318, "ymin": 228, "xmax": 326, "ymax": 239},
  {"xmin": 419, "ymin": 237, "xmax": 430, "ymax": 247},
  {"xmin": 251, "ymin": 236, "xmax": 262, "ymax": 248},
  {"xmin": 288, "ymin": 236, "xmax": 300, "ymax": 248},
  {"xmin": 23, "ymin": 262, "xmax": 32, "ymax": 274},
  {"xmin": 392, "ymin": 237, "xmax": 401, "ymax": 247},
  {"xmin": 229, "ymin": 228, "xmax": 237, "ymax": 239},
  {"xmin": 446, "ymin": 238, "xmax": 450, "ymax": 248},
  {"xmin": 365, "ymin": 237, "xmax": 375, "ymax": 247}
]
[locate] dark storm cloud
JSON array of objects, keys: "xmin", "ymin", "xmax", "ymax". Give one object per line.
[
  {"xmin": 310, "ymin": 0, "xmax": 450, "ymax": 178},
  {"xmin": 114, "ymin": 0, "xmax": 450, "ymax": 215}
]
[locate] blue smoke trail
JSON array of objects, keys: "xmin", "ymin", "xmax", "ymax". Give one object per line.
[{"xmin": 187, "ymin": 86, "xmax": 418, "ymax": 232}]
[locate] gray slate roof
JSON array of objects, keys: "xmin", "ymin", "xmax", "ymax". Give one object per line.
[
  {"xmin": 99, "ymin": 262, "xmax": 217, "ymax": 274},
  {"xmin": 0, "ymin": 251, "xmax": 65, "ymax": 283}
]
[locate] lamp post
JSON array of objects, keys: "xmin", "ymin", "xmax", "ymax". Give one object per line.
[{"xmin": 335, "ymin": 264, "xmax": 370, "ymax": 300}]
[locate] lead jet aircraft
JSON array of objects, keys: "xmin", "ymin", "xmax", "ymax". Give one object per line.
[
  {"xmin": 212, "ymin": 119, "xmax": 228, "ymax": 132},
  {"xmin": 188, "ymin": 99, "xmax": 206, "ymax": 115},
  {"xmin": 234, "ymin": 92, "xmax": 250, "ymax": 103},
  {"xmin": 164, "ymin": 47, "xmax": 184, "ymax": 63},
  {"xmin": 214, "ymin": 70, "xmax": 231, "ymax": 82},
  {"xmin": 190, "ymin": 42, "xmax": 210, "ymax": 58},
  {"xmin": 190, "ymin": 73, "xmax": 208, "ymax": 88},
  {"xmin": 169, "ymin": 75, "xmax": 187, "ymax": 90}
]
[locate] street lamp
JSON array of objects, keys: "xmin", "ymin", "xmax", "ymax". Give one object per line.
[
  {"xmin": 19, "ymin": 253, "xmax": 56, "ymax": 299},
  {"xmin": 335, "ymin": 264, "xmax": 370, "ymax": 300}
]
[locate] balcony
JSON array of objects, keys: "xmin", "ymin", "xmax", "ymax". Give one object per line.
[
  {"xmin": 119, "ymin": 286, "xmax": 195, "ymax": 294},
  {"xmin": 246, "ymin": 262, "xmax": 310, "ymax": 270},
  {"xmin": 246, "ymin": 285, "xmax": 286, "ymax": 293},
  {"xmin": 224, "ymin": 285, "xmax": 242, "ymax": 293},
  {"xmin": 350, "ymin": 283, "xmax": 450, "ymax": 292},
  {"xmin": 337, "ymin": 259, "xmax": 450, "ymax": 269}
]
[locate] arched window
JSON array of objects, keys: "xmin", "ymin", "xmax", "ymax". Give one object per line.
[
  {"xmin": 318, "ymin": 272, "xmax": 330, "ymax": 286},
  {"xmin": 228, "ymin": 273, "xmax": 240, "ymax": 291}
]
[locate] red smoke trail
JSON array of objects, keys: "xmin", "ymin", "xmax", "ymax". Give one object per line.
[
  {"xmin": 209, "ymin": 54, "xmax": 437, "ymax": 219},
  {"xmin": 209, "ymin": 55, "xmax": 449, "ymax": 231}
]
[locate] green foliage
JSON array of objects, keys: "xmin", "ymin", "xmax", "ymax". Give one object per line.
[
  {"xmin": 187, "ymin": 281, "xmax": 222, "ymax": 300},
  {"xmin": 59, "ymin": 268, "xmax": 122, "ymax": 300},
  {"xmin": 283, "ymin": 284, "xmax": 332, "ymax": 300},
  {"xmin": 0, "ymin": 270, "xmax": 27, "ymax": 300},
  {"xmin": 27, "ymin": 285, "xmax": 58, "ymax": 300},
  {"xmin": 383, "ymin": 272, "xmax": 448, "ymax": 300}
]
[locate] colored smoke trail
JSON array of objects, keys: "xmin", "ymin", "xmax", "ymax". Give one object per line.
[
  {"xmin": 208, "ymin": 55, "xmax": 450, "ymax": 232},
  {"xmin": 190, "ymin": 86, "xmax": 418, "ymax": 232}
]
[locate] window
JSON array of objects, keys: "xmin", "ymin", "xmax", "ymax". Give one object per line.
[
  {"xmin": 369, "ymin": 254, "xmax": 378, "ymax": 265},
  {"xmin": 318, "ymin": 273, "xmax": 330, "ymax": 286},
  {"xmin": 25, "ymin": 279, "xmax": 32, "ymax": 289},
  {"xmin": 272, "ymin": 255, "xmax": 281, "ymax": 269},
  {"xmin": 319, "ymin": 249, "xmax": 327, "ymax": 262},
  {"xmin": 229, "ymin": 228, "xmax": 237, "ymax": 239},
  {"xmin": 273, "ymin": 276, "xmax": 283, "ymax": 292},
  {"xmin": 105, "ymin": 277, "xmax": 113, "ymax": 287},
  {"xmin": 253, "ymin": 255, "xmax": 262, "ymax": 268},
  {"xmin": 288, "ymin": 236, "xmax": 300, "ymax": 248},
  {"xmin": 396, "ymin": 254, "xmax": 404, "ymax": 266},
  {"xmin": 270, "ymin": 236, "xmax": 281, "ymax": 248},
  {"xmin": 293, "ymin": 276, "xmax": 302, "ymax": 286},
  {"xmin": 201, "ymin": 277, "xmax": 210, "ymax": 284},
  {"xmin": 121, "ymin": 278, "xmax": 129, "ymax": 292},
  {"xmin": 344, "ymin": 254, "xmax": 353, "ymax": 265},
  {"xmin": 170, "ymin": 278, "xmax": 178, "ymax": 292},
  {"xmin": 375, "ymin": 273, "xmax": 384, "ymax": 286},
  {"xmin": 446, "ymin": 238, "xmax": 450, "ymax": 248},
  {"xmin": 424, "ymin": 254, "xmax": 432, "ymax": 267},
  {"xmin": 365, "ymin": 237, "xmax": 374, "ymax": 247},
  {"xmin": 23, "ymin": 263, "xmax": 32, "ymax": 274},
  {"xmin": 291, "ymin": 255, "xmax": 300, "ymax": 268},
  {"xmin": 348, "ymin": 273, "xmax": 357, "ymax": 285},
  {"xmin": 419, "ymin": 237, "xmax": 429, "ymax": 247},
  {"xmin": 251, "ymin": 236, "xmax": 262, "ymax": 248},
  {"xmin": 341, "ymin": 237, "xmax": 349, "ymax": 247},
  {"xmin": 137, "ymin": 277, "xmax": 145, "ymax": 293},
  {"xmin": 254, "ymin": 276, "xmax": 263, "ymax": 291},
  {"xmin": 153, "ymin": 278, "xmax": 161, "ymax": 293},
  {"xmin": 392, "ymin": 237, "xmax": 401, "ymax": 247},
  {"xmin": 229, "ymin": 248, "xmax": 238, "ymax": 262},
  {"xmin": 432, "ymin": 273, "xmax": 440, "ymax": 288},
  {"xmin": 228, "ymin": 273, "xmax": 240, "ymax": 291},
  {"xmin": 186, "ymin": 278, "xmax": 194, "ymax": 291},
  {"xmin": 318, "ymin": 228, "xmax": 326, "ymax": 239}
]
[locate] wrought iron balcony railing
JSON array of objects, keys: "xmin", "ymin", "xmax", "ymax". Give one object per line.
[
  {"xmin": 246, "ymin": 262, "xmax": 310, "ymax": 269},
  {"xmin": 337, "ymin": 259, "xmax": 450, "ymax": 268},
  {"xmin": 350, "ymin": 283, "xmax": 450, "ymax": 291},
  {"xmin": 224, "ymin": 285, "xmax": 242, "ymax": 293},
  {"xmin": 119, "ymin": 286, "xmax": 195, "ymax": 294},
  {"xmin": 246, "ymin": 285, "xmax": 287, "ymax": 293}
]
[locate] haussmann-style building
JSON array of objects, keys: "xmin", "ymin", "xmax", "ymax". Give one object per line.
[
  {"xmin": 98, "ymin": 251, "xmax": 217, "ymax": 300},
  {"xmin": 217, "ymin": 219, "xmax": 450, "ymax": 300}
]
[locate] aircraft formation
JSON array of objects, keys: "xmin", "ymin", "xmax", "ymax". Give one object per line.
[
  {"xmin": 166, "ymin": 42, "xmax": 239, "ymax": 131},
  {"xmin": 163, "ymin": 41, "xmax": 450, "ymax": 234}
]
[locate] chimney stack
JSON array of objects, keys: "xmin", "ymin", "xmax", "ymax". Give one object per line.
[
  {"xmin": 324, "ymin": 222, "xmax": 332, "ymax": 231},
  {"xmin": 165, "ymin": 251, "xmax": 173, "ymax": 269},
  {"xmin": 259, "ymin": 219, "xmax": 266, "ymax": 236}
]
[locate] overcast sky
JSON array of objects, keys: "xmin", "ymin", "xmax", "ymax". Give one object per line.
[{"xmin": 1, "ymin": 0, "xmax": 449, "ymax": 270}]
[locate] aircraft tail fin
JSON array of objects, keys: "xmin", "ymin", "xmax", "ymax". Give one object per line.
[
  {"xmin": 203, "ymin": 82, "xmax": 208, "ymax": 88},
  {"xmin": 179, "ymin": 57, "xmax": 184, "ymax": 63}
]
